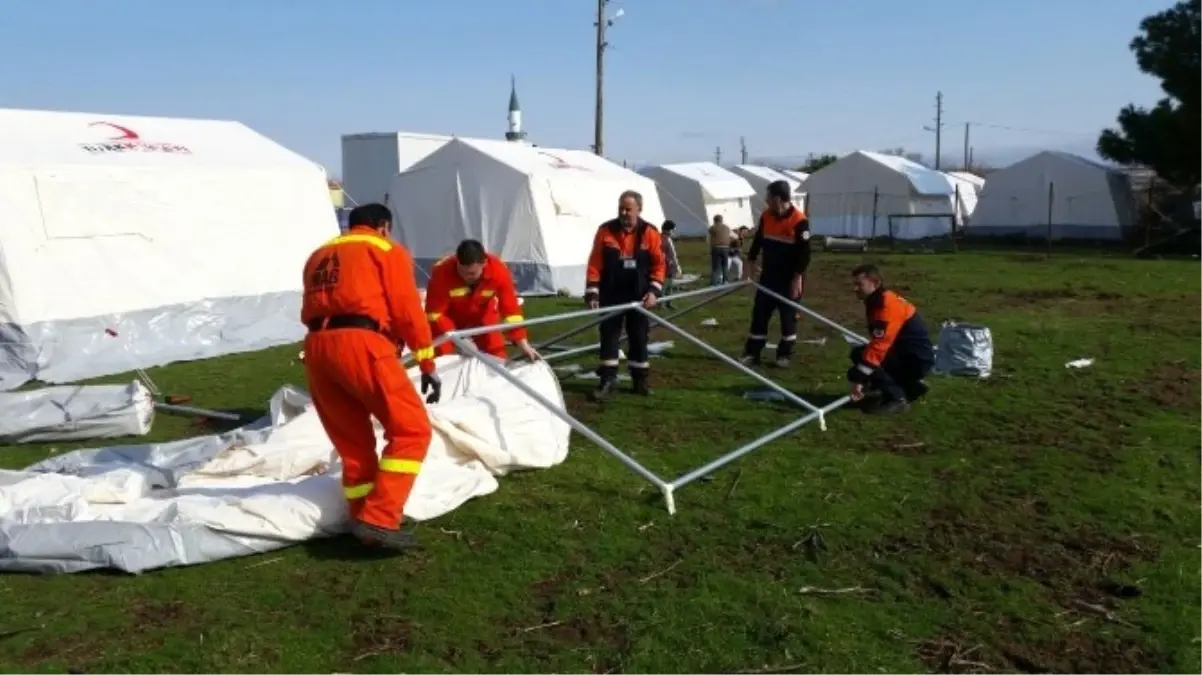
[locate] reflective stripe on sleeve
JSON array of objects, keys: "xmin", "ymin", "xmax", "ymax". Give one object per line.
[{"xmin": 344, "ymin": 483, "xmax": 374, "ymax": 499}]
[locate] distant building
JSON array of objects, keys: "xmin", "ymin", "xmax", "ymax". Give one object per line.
[{"xmin": 505, "ymin": 75, "xmax": 527, "ymax": 142}]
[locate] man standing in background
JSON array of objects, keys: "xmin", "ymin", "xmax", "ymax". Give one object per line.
[{"xmin": 707, "ymin": 214, "xmax": 732, "ymax": 286}]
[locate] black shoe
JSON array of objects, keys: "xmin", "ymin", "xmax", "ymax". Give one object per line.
[
  {"xmin": 631, "ymin": 375, "xmax": 652, "ymax": 396},
  {"xmin": 905, "ymin": 380, "xmax": 930, "ymax": 402},
  {"xmin": 739, "ymin": 354, "xmax": 761, "ymax": 367},
  {"xmin": 772, "ymin": 356, "xmax": 791, "ymax": 368},
  {"xmin": 865, "ymin": 398, "xmax": 911, "ymax": 415},
  {"xmin": 350, "ymin": 520, "xmax": 419, "ymax": 551},
  {"xmin": 589, "ymin": 378, "xmax": 617, "ymax": 402}
]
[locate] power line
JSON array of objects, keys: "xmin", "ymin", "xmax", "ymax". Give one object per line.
[{"xmin": 954, "ymin": 121, "xmax": 1098, "ymax": 138}]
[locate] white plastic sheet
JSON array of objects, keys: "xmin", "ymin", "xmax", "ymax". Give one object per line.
[
  {"xmin": 0, "ymin": 381, "xmax": 155, "ymax": 444},
  {"xmin": 0, "ymin": 356, "xmax": 571, "ymax": 574},
  {"xmin": 933, "ymin": 321, "xmax": 994, "ymax": 378}
]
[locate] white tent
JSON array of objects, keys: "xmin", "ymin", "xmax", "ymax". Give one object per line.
[
  {"xmin": 782, "ymin": 169, "xmax": 810, "ymax": 186},
  {"xmin": 0, "ymin": 108, "xmax": 338, "ymax": 391},
  {"xmin": 641, "ymin": 162, "xmax": 754, "ymax": 237},
  {"xmin": 800, "ymin": 150, "xmax": 957, "ymax": 239},
  {"xmin": 386, "ymin": 138, "xmax": 665, "ymax": 295},
  {"xmin": 945, "ymin": 171, "xmax": 985, "ymax": 227},
  {"xmin": 729, "ymin": 165, "xmax": 804, "ymax": 220},
  {"xmin": 969, "ymin": 151, "xmax": 1136, "ymax": 240},
  {"xmin": 340, "ymin": 131, "xmax": 455, "ymax": 206}
]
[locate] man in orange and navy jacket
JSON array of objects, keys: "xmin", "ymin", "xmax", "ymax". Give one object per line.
[
  {"xmin": 847, "ymin": 263, "xmax": 935, "ymax": 414},
  {"xmin": 741, "ymin": 179, "xmax": 812, "ymax": 368},
  {"xmin": 584, "ymin": 189, "xmax": 667, "ymax": 401},
  {"xmin": 300, "ymin": 203, "xmax": 440, "ymax": 551},
  {"xmin": 424, "ymin": 239, "xmax": 540, "ymax": 362}
]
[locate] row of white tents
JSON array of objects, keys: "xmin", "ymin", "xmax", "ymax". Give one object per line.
[{"xmin": 0, "ymin": 106, "xmax": 1143, "ymax": 390}]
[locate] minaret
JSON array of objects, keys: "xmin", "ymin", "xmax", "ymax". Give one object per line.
[{"xmin": 505, "ymin": 75, "xmax": 526, "ymax": 142}]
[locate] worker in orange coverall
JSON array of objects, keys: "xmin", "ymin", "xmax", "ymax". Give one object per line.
[
  {"xmin": 584, "ymin": 189, "xmax": 667, "ymax": 401},
  {"xmin": 300, "ymin": 203, "xmax": 442, "ymax": 551},
  {"xmin": 424, "ymin": 239, "xmax": 541, "ymax": 362}
]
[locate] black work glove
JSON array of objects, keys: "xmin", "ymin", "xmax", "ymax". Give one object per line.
[{"xmin": 421, "ymin": 372, "xmax": 442, "ymax": 404}]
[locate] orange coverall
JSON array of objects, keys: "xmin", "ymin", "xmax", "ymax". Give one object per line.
[
  {"xmin": 300, "ymin": 226, "xmax": 437, "ymax": 532},
  {"xmin": 425, "ymin": 253, "xmax": 527, "ymax": 359}
]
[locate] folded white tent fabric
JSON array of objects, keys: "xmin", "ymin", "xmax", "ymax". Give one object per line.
[
  {"xmin": 0, "ymin": 356, "xmax": 571, "ymax": 574},
  {"xmin": 0, "ymin": 381, "xmax": 156, "ymax": 444}
]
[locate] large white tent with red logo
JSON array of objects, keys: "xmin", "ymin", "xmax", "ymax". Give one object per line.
[
  {"xmin": 0, "ymin": 108, "xmax": 338, "ymax": 390},
  {"xmin": 386, "ymin": 137, "xmax": 665, "ymax": 295}
]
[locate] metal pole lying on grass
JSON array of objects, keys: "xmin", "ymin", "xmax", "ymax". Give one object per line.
[
  {"xmin": 539, "ymin": 281, "xmax": 750, "ymax": 364},
  {"xmin": 633, "ymin": 305, "xmax": 828, "ymax": 429},
  {"xmin": 422, "ymin": 281, "xmax": 864, "ymax": 515},
  {"xmin": 448, "ymin": 334, "xmax": 672, "ymax": 497}
]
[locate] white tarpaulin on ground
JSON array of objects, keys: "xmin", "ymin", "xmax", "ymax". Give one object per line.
[
  {"xmin": 0, "ymin": 356, "xmax": 571, "ymax": 574},
  {"xmin": 0, "ymin": 381, "xmax": 155, "ymax": 444},
  {"xmin": 0, "ymin": 107, "xmax": 339, "ymax": 391}
]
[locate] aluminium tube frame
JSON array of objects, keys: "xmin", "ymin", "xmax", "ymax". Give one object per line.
[{"xmin": 425, "ymin": 281, "xmax": 863, "ymax": 515}]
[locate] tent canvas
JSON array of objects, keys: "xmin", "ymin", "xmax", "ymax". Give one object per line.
[
  {"xmin": 0, "ymin": 108, "xmax": 338, "ymax": 392},
  {"xmin": 386, "ymin": 138, "xmax": 665, "ymax": 296},
  {"xmin": 945, "ymin": 171, "xmax": 983, "ymax": 226},
  {"xmin": 969, "ymin": 151, "xmax": 1136, "ymax": 240},
  {"xmin": 340, "ymin": 131, "xmax": 457, "ymax": 206},
  {"xmin": 729, "ymin": 165, "xmax": 804, "ymax": 220},
  {"xmin": 800, "ymin": 150, "xmax": 957, "ymax": 239},
  {"xmin": 782, "ymin": 169, "xmax": 810, "ymax": 186},
  {"xmin": 641, "ymin": 162, "xmax": 754, "ymax": 237}
]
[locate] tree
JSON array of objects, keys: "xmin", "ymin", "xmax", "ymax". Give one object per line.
[
  {"xmin": 1097, "ymin": 0, "xmax": 1201, "ymax": 187},
  {"xmin": 796, "ymin": 153, "xmax": 838, "ymax": 173}
]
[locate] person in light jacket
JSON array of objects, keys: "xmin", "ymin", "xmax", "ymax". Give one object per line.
[{"xmin": 661, "ymin": 220, "xmax": 681, "ymax": 308}]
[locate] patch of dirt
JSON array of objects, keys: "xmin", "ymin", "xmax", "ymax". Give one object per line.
[
  {"xmin": 1128, "ymin": 361, "xmax": 1201, "ymax": 412},
  {"xmin": 884, "ymin": 501, "xmax": 1164, "ymax": 673},
  {"xmin": 20, "ymin": 633, "xmax": 108, "ymax": 671},
  {"xmin": 349, "ymin": 613, "xmax": 414, "ymax": 661},
  {"xmin": 915, "ymin": 628, "xmax": 1163, "ymax": 674},
  {"xmin": 128, "ymin": 598, "xmax": 204, "ymax": 631}
]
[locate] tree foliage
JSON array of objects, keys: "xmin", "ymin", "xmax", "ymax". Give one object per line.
[
  {"xmin": 1097, "ymin": 0, "xmax": 1201, "ymax": 187},
  {"xmin": 796, "ymin": 153, "xmax": 838, "ymax": 173}
]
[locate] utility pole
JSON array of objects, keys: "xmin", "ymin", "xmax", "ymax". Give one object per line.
[
  {"xmin": 739, "ymin": 136, "xmax": 748, "ymax": 164},
  {"xmin": 933, "ymin": 91, "xmax": 943, "ymax": 170},
  {"xmin": 714, "ymin": 146, "xmax": 722, "ymax": 164},
  {"xmin": 962, "ymin": 122, "xmax": 971, "ymax": 170},
  {"xmin": 592, "ymin": 0, "xmax": 609, "ymax": 156}
]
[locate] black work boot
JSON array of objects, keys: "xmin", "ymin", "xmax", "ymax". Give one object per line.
[
  {"xmin": 904, "ymin": 380, "xmax": 930, "ymax": 403},
  {"xmin": 630, "ymin": 369, "xmax": 652, "ymax": 396},
  {"xmin": 350, "ymin": 520, "xmax": 419, "ymax": 551},
  {"xmin": 589, "ymin": 366, "xmax": 619, "ymax": 402},
  {"xmin": 773, "ymin": 344, "xmax": 794, "ymax": 368},
  {"xmin": 866, "ymin": 397, "xmax": 911, "ymax": 415}
]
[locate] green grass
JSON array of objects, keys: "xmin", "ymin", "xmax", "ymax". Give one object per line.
[{"xmin": 1, "ymin": 242, "xmax": 1198, "ymax": 673}]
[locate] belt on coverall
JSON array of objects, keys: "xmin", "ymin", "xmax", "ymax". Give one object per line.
[{"xmin": 305, "ymin": 314, "xmax": 382, "ymax": 333}]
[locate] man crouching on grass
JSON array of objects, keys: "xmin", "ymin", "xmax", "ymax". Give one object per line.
[{"xmin": 847, "ymin": 264, "xmax": 934, "ymax": 414}]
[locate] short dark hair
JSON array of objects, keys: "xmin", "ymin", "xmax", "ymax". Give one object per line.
[
  {"xmin": 662, "ymin": 220, "xmax": 676, "ymax": 233},
  {"xmin": 456, "ymin": 239, "xmax": 487, "ymax": 265},
  {"xmin": 766, "ymin": 180, "xmax": 792, "ymax": 200},
  {"xmin": 851, "ymin": 264, "xmax": 882, "ymax": 283},
  {"xmin": 347, "ymin": 203, "xmax": 392, "ymax": 229}
]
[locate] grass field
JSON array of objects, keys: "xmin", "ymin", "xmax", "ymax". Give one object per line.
[{"xmin": 1, "ymin": 241, "xmax": 1198, "ymax": 674}]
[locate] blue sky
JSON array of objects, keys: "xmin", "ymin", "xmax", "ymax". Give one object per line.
[{"xmin": 0, "ymin": 0, "xmax": 1172, "ymax": 174}]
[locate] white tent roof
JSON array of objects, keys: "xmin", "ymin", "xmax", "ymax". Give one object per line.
[
  {"xmin": 947, "ymin": 171, "xmax": 985, "ymax": 189},
  {"xmin": 731, "ymin": 164, "xmax": 803, "ymax": 193},
  {"xmin": 783, "ymin": 169, "xmax": 810, "ymax": 185},
  {"xmin": 652, "ymin": 162, "xmax": 754, "ymax": 201},
  {"xmin": 0, "ymin": 107, "xmax": 337, "ymax": 389},
  {"xmin": 857, "ymin": 151, "xmax": 955, "ymax": 196},
  {"xmin": 387, "ymin": 138, "xmax": 664, "ymax": 295}
]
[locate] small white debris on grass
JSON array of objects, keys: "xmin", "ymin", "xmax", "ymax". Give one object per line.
[
  {"xmin": 1065, "ymin": 358, "xmax": 1095, "ymax": 369},
  {"xmin": 700, "ymin": 318, "xmax": 719, "ymax": 327}
]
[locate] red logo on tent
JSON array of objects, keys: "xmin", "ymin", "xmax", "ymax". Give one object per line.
[
  {"xmin": 80, "ymin": 121, "xmax": 191, "ymax": 155},
  {"xmin": 538, "ymin": 151, "xmax": 591, "ymax": 172}
]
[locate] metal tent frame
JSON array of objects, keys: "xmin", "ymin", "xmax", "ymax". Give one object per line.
[{"xmin": 422, "ymin": 281, "xmax": 869, "ymax": 515}]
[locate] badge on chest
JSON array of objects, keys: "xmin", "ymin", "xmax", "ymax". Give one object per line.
[{"xmin": 622, "ymin": 258, "xmax": 637, "ymax": 270}]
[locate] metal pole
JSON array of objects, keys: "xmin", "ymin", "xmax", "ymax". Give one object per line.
[
  {"xmin": 934, "ymin": 91, "xmax": 943, "ymax": 170},
  {"xmin": 449, "ymin": 334, "xmax": 668, "ymax": 490},
  {"xmin": 634, "ymin": 306, "xmax": 826, "ymax": 424},
  {"xmin": 751, "ymin": 283, "xmax": 868, "ymax": 345},
  {"xmin": 155, "ymin": 403, "xmax": 242, "ymax": 422},
  {"xmin": 670, "ymin": 395, "xmax": 852, "ymax": 490},
  {"xmin": 540, "ymin": 281, "xmax": 746, "ymax": 352}
]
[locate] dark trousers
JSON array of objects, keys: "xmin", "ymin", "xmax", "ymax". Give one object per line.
[
  {"xmin": 848, "ymin": 346, "xmax": 932, "ymax": 402},
  {"xmin": 710, "ymin": 247, "xmax": 729, "ymax": 286},
  {"xmin": 599, "ymin": 307, "xmax": 650, "ymax": 380},
  {"xmin": 743, "ymin": 284, "xmax": 798, "ymax": 358}
]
